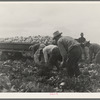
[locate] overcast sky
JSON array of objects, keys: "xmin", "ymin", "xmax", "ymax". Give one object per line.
[{"xmin": 0, "ymin": 2, "xmax": 100, "ymax": 44}]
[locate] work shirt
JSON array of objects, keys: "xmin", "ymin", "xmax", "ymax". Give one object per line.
[
  {"xmin": 57, "ymin": 36, "xmax": 80, "ymax": 60},
  {"xmin": 43, "ymin": 45, "xmax": 58, "ymax": 63},
  {"xmin": 89, "ymin": 43, "xmax": 100, "ymax": 61},
  {"xmin": 78, "ymin": 37, "xmax": 86, "ymax": 44}
]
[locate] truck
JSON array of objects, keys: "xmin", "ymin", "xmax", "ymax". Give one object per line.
[{"xmin": 0, "ymin": 42, "xmax": 35, "ymax": 60}]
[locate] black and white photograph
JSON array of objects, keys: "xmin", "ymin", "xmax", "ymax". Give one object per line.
[{"xmin": 0, "ymin": 1, "xmax": 100, "ymax": 96}]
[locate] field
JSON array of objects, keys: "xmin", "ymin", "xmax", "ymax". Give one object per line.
[
  {"xmin": 0, "ymin": 36, "xmax": 100, "ymax": 92},
  {"xmin": 0, "ymin": 59, "xmax": 100, "ymax": 92}
]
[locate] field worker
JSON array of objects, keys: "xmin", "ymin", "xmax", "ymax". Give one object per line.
[
  {"xmin": 78, "ymin": 32, "xmax": 86, "ymax": 44},
  {"xmin": 34, "ymin": 44, "xmax": 45, "ymax": 65},
  {"xmin": 84, "ymin": 41, "xmax": 100, "ymax": 64},
  {"xmin": 53, "ymin": 31, "xmax": 82, "ymax": 77},
  {"xmin": 29, "ymin": 43, "xmax": 40, "ymax": 56},
  {"xmin": 43, "ymin": 45, "xmax": 62, "ymax": 71},
  {"xmin": 78, "ymin": 32, "xmax": 87, "ymax": 60}
]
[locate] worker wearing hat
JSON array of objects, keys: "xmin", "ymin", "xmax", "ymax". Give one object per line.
[
  {"xmin": 29, "ymin": 43, "xmax": 40, "ymax": 58},
  {"xmin": 78, "ymin": 32, "xmax": 86, "ymax": 44},
  {"xmin": 53, "ymin": 31, "xmax": 82, "ymax": 77},
  {"xmin": 78, "ymin": 32, "xmax": 87, "ymax": 60}
]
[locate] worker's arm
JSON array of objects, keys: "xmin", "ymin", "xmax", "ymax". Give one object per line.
[{"xmin": 43, "ymin": 48, "xmax": 48, "ymax": 63}]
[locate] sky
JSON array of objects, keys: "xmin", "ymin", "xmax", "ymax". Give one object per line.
[{"xmin": 0, "ymin": 2, "xmax": 100, "ymax": 44}]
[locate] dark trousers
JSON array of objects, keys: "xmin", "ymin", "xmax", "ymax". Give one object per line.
[
  {"xmin": 66, "ymin": 45, "xmax": 82, "ymax": 77},
  {"xmin": 48, "ymin": 47, "xmax": 62, "ymax": 70}
]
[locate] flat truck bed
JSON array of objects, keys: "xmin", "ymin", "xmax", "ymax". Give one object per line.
[{"xmin": 0, "ymin": 42, "xmax": 35, "ymax": 60}]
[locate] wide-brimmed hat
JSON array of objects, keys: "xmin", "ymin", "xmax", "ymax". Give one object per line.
[
  {"xmin": 39, "ymin": 44, "xmax": 46, "ymax": 49},
  {"xmin": 53, "ymin": 31, "xmax": 62, "ymax": 39}
]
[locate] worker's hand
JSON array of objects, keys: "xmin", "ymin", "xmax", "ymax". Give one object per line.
[
  {"xmin": 60, "ymin": 61, "xmax": 66, "ymax": 68},
  {"xmin": 45, "ymin": 62, "xmax": 48, "ymax": 67}
]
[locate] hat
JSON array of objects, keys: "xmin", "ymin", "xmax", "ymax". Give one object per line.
[
  {"xmin": 80, "ymin": 32, "xmax": 84, "ymax": 35},
  {"xmin": 39, "ymin": 44, "xmax": 45, "ymax": 49},
  {"xmin": 53, "ymin": 31, "xmax": 62, "ymax": 39}
]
